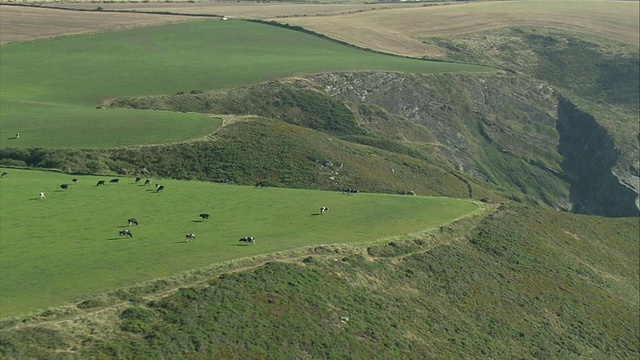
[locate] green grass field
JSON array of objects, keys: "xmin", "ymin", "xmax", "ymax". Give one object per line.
[
  {"xmin": 0, "ymin": 168, "xmax": 478, "ymax": 317},
  {"xmin": 0, "ymin": 19, "xmax": 492, "ymax": 149}
]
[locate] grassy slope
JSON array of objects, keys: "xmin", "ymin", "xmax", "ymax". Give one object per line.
[
  {"xmin": 0, "ymin": 19, "xmax": 492, "ymax": 149},
  {"xmin": 0, "ymin": 116, "xmax": 498, "ymax": 200},
  {"xmin": 114, "ymin": 74, "xmax": 569, "ymax": 207},
  {"xmin": 1, "ymin": 204, "xmax": 636, "ymax": 359},
  {"xmin": 0, "ymin": 4, "xmax": 637, "ymax": 358},
  {"xmin": 0, "ymin": 167, "xmax": 478, "ymax": 317},
  {"xmin": 0, "ymin": 102, "xmax": 222, "ymax": 149}
]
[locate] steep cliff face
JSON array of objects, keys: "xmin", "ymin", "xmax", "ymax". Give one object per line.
[
  {"xmin": 557, "ymin": 98, "xmax": 639, "ymax": 217},
  {"xmin": 309, "ymin": 72, "xmax": 570, "ymax": 208},
  {"xmin": 310, "ymin": 72, "xmax": 638, "ymax": 216}
]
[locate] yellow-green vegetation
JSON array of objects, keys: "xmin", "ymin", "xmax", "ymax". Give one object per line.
[
  {"xmin": 0, "ymin": 1, "xmax": 637, "ymax": 358},
  {"xmin": 0, "ymin": 167, "xmax": 478, "ymax": 317},
  {"xmin": 0, "ymin": 19, "xmax": 491, "ymax": 149},
  {"xmin": 1, "ymin": 204, "xmax": 636, "ymax": 358}
]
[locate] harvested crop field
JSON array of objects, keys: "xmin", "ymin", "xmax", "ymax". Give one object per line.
[
  {"xmin": 52, "ymin": 1, "xmax": 413, "ymax": 19},
  {"xmin": 277, "ymin": 1, "xmax": 639, "ymax": 57},
  {"xmin": 6, "ymin": 1, "xmax": 636, "ymax": 58},
  {"xmin": 0, "ymin": 5, "xmax": 202, "ymax": 44}
]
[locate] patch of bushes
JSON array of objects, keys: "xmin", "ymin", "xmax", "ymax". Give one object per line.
[{"xmin": 367, "ymin": 239, "xmax": 426, "ymax": 257}]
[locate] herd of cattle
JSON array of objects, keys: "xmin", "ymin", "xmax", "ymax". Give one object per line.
[
  {"xmin": 22, "ymin": 174, "xmax": 265, "ymax": 245},
  {"xmin": 16, "ymin": 173, "xmax": 338, "ymax": 247},
  {"xmin": 0, "ymin": 171, "xmax": 361, "ymax": 249}
]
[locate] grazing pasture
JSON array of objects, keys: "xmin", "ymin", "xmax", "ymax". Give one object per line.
[
  {"xmin": 0, "ymin": 168, "xmax": 478, "ymax": 317},
  {"xmin": 0, "ymin": 19, "xmax": 491, "ymax": 148}
]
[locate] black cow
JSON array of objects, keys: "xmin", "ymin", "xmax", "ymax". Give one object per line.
[
  {"xmin": 156, "ymin": 185, "xmax": 165, "ymax": 192},
  {"xmin": 398, "ymin": 190, "xmax": 416, "ymax": 196},
  {"xmin": 143, "ymin": 179, "xmax": 152, "ymax": 186},
  {"xmin": 96, "ymin": 180, "xmax": 106, "ymax": 186},
  {"xmin": 119, "ymin": 229, "xmax": 133, "ymax": 238},
  {"xmin": 109, "ymin": 179, "xmax": 120, "ymax": 184},
  {"xmin": 60, "ymin": 184, "xmax": 68, "ymax": 190},
  {"xmin": 320, "ymin": 206, "xmax": 329, "ymax": 214},
  {"xmin": 1, "ymin": 172, "xmax": 8, "ymax": 177},
  {"xmin": 72, "ymin": 178, "xmax": 78, "ymax": 183},
  {"xmin": 239, "ymin": 236, "xmax": 255, "ymax": 245},
  {"xmin": 186, "ymin": 233, "xmax": 196, "ymax": 242},
  {"xmin": 128, "ymin": 218, "xmax": 139, "ymax": 226},
  {"xmin": 255, "ymin": 181, "xmax": 269, "ymax": 187},
  {"xmin": 343, "ymin": 188, "xmax": 358, "ymax": 194},
  {"xmin": 135, "ymin": 177, "xmax": 141, "ymax": 184},
  {"xmin": 199, "ymin": 213, "xmax": 210, "ymax": 220}
]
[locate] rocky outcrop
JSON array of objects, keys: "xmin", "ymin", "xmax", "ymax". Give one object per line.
[
  {"xmin": 309, "ymin": 71, "xmax": 568, "ymax": 204},
  {"xmin": 556, "ymin": 98, "xmax": 639, "ymax": 217},
  {"xmin": 109, "ymin": 71, "xmax": 638, "ymax": 216},
  {"xmin": 310, "ymin": 72, "xmax": 638, "ymax": 216}
]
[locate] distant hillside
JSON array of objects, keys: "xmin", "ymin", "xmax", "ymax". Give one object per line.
[
  {"xmin": 2, "ymin": 204, "xmax": 636, "ymax": 358},
  {"xmin": 425, "ymin": 27, "xmax": 639, "ymax": 201},
  {"xmin": 111, "ymin": 68, "xmax": 637, "ymax": 216}
]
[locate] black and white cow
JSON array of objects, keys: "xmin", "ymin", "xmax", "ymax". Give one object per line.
[
  {"xmin": 109, "ymin": 179, "xmax": 120, "ymax": 184},
  {"xmin": 119, "ymin": 229, "xmax": 133, "ymax": 238},
  {"xmin": 320, "ymin": 206, "xmax": 329, "ymax": 214},
  {"xmin": 1, "ymin": 172, "xmax": 8, "ymax": 177},
  {"xmin": 72, "ymin": 178, "xmax": 78, "ymax": 184},
  {"xmin": 156, "ymin": 185, "xmax": 165, "ymax": 192},
  {"xmin": 186, "ymin": 233, "xmax": 196, "ymax": 242},
  {"xmin": 60, "ymin": 184, "xmax": 68, "ymax": 190},
  {"xmin": 135, "ymin": 177, "xmax": 142, "ymax": 184},
  {"xmin": 143, "ymin": 179, "xmax": 152, "ymax": 186},
  {"xmin": 96, "ymin": 180, "xmax": 106, "ymax": 186},
  {"xmin": 199, "ymin": 213, "xmax": 210, "ymax": 220},
  {"xmin": 239, "ymin": 236, "xmax": 255, "ymax": 245},
  {"xmin": 128, "ymin": 218, "xmax": 139, "ymax": 226}
]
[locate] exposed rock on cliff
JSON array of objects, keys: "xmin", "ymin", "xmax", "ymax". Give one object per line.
[{"xmin": 557, "ymin": 98, "xmax": 639, "ymax": 217}]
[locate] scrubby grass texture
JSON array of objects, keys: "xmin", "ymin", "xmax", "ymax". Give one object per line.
[{"xmin": 1, "ymin": 204, "xmax": 636, "ymax": 359}]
